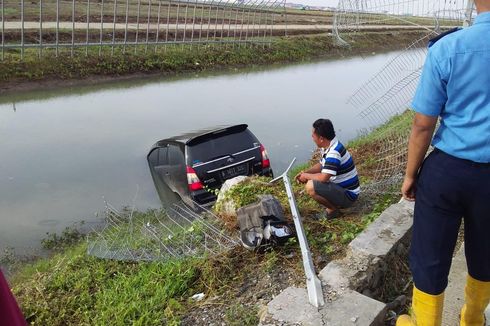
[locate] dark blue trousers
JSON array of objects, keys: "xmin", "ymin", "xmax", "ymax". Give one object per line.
[{"xmin": 410, "ymin": 148, "xmax": 490, "ymax": 295}]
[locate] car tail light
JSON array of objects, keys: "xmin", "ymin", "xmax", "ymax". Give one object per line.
[
  {"xmin": 186, "ymin": 166, "xmax": 204, "ymax": 191},
  {"xmin": 260, "ymin": 144, "xmax": 270, "ymax": 169}
]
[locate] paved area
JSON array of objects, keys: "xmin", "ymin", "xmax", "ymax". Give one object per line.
[{"xmin": 443, "ymin": 244, "xmax": 490, "ymax": 326}]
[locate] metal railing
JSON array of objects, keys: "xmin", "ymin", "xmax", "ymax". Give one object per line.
[{"xmin": 0, "ymin": 0, "xmax": 287, "ymax": 59}]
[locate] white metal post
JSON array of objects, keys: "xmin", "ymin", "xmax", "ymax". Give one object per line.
[
  {"xmin": 464, "ymin": 0, "xmax": 474, "ymax": 27},
  {"xmin": 270, "ymin": 158, "xmax": 325, "ymax": 308}
]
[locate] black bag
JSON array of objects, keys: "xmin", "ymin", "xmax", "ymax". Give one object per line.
[{"xmin": 237, "ymin": 195, "xmax": 295, "ymax": 250}]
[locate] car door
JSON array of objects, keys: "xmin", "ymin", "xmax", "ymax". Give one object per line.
[
  {"xmin": 153, "ymin": 146, "xmax": 170, "ymax": 184},
  {"xmin": 167, "ymin": 144, "xmax": 187, "ymax": 196}
]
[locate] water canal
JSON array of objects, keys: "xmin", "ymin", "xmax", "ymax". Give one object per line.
[{"xmin": 0, "ymin": 50, "xmax": 404, "ymax": 253}]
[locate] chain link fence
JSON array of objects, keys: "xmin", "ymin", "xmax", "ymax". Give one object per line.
[
  {"xmin": 0, "ymin": 0, "xmax": 288, "ymax": 59},
  {"xmin": 333, "ymin": 0, "xmax": 474, "ymax": 194}
]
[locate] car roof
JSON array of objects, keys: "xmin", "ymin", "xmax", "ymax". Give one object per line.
[{"xmin": 149, "ymin": 124, "xmax": 249, "ymax": 152}]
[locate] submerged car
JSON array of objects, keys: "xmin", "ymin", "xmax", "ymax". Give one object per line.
[{"xmin": 147, "ymin": 124, "xmax": 273, "ymax": 208}]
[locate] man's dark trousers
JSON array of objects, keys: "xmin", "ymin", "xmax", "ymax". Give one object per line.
[{"xmin": 410, "ymin": 148, "xmax": 490, "ymax": 295}]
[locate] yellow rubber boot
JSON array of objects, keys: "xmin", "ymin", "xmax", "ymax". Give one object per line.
[
  {"xmin": 396, "ymin": 286, "xmax": 444, "ymax": 326},
  {"xmin": 460, "ymin": 275, "xmax": 490, "ymax": 326}
]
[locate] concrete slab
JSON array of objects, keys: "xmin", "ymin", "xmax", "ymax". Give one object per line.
[
  {"xmin": 318, "ymin": 261, "xmax": 351, "ymax": 290},
  {"xmin": 319, "ymin": 289, "xmax": 386, "ymax": 326},
  {"xmin": 266, "ymin": 287, "xmax": 323, "ymax": 326},
  {"xmin": 443, "ymin": 243, "xmax": 490, "ymax": 326},
  {"xmin": 349, "ymin": 200, "xmax": 414, "ymax": 258},
  {"xmin": 265, "ymin": 286, "xmax": 387, "ymax": 326}
]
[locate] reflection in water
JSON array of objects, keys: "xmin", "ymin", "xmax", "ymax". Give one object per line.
[{"xmin": 0, "ymin": 51, "xmax": 402, "ymax": 252}]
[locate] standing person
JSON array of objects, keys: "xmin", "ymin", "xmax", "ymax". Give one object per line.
[
  {"xmin": 295, "ymin": 119, "xmax": 360, "ymax": 219},
  {"xmin": 398, "ymin": 1, "xmax": 490, "ymax": 325}
]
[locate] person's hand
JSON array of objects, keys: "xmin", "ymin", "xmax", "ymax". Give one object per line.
[
  {"xmin": 401, "ymin": 176, "xmax": 417, "ymax": 201},
  {"xmin": 296, "ymin": 172, "xmax": 308, "ymax": 184},
  {"xmin": 295, "ymin": 171, "xmax": 304, "ymax": 183}
]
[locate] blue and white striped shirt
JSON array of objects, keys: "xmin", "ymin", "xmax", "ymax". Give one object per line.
[{"xmin": 320, "ymin": 137, "xmax": 360, "ymax": 200}]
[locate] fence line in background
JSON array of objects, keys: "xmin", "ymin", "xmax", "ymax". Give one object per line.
[{"xmin": 0, "ymin": 0, "xmax": 287, "ymax": 59}]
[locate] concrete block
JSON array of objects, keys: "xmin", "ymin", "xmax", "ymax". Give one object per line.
[
  {"xmin": 266, "ymin": 287, "xmax": 323, "ymax": 326},
  {"xmin": 319, "ymin": 290, "xmax": 386, "ymax": 326},
  {"xmin": 318, "ymin": 261, "xmax": 351, "ymax": 290},
  {"xmin": 349, "ymin": 200, "xmax": 414, "ymax": 258}
]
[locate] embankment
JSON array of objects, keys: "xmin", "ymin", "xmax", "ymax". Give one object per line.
[{"xmin": 0, "ymin": 31, "xmax": 426, "ymax": 94}]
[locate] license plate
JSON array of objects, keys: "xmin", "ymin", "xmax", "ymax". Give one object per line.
[{"xmin": 220, "ymin": 164, "xmax": 248, "ymax": 180}]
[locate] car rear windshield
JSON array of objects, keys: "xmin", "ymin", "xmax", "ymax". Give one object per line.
[{"xmin": 188, "ymin": 130, "xmax": 258, "ymax": 165}]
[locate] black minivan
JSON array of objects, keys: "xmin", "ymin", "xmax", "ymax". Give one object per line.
[{"xmin": 147, "ymin": 124, "xmax": 273, "ymax": 208}]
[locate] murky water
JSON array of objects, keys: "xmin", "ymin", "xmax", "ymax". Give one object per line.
[{"xmin": 0, "ymin": 51, "xmax": 402, "ymax": 252}]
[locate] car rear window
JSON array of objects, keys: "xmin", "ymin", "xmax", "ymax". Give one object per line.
[{"xmin": 188, "ymin": 130, "xmax": 258, "ymax": 165}]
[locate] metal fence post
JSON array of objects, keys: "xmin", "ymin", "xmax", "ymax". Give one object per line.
[
  {"xmin": 56, "ymin": 0, "xmax": 60, "ymax": 56},
  {"xmin": 270, "ymin": 158, "xmax": 325, "ymax": 308},
  {"xmin": 1, "ymin": 0, "xmax": 4, "ymax": 60},
  {"xmin": 123, "ymin": 0, "xmax": 129, "ymax": 53},
  {"xmin": 86, "ymin": 0, "xmax": 91, "ymax": 56},
  {"xmin": 269, "ymin": 0, "xmax": 276, "ymax": 45},
  {"xmin": 239, "ymin": 0, "xmax": 247, "ymax": 43},
  {"xmin": 206, "ymin": 0, "xmax": 212, "ymax": 41},
  {"xmin": 219, "ymin": 0, "xmax": 226, "ymax": 38},
  {"xmin": 164, "ymin": 0, "xmax": 171, "ymax": 49},
  {"xmin": 213, "ymin": 0, "xmax": 220, "ymax": 38},
  {"xmin": 284, "ymin": 0, "xmax": 287, "ymax": 37},
  {"xmin": 21, "ymin": 0, "xmax": 24, "ymax": 59},
  {"xmin": 463, "ymin": 0, "xmax": 474, "ymax": 27},
  {"xmin": 182, "ymin": 0, "xmax": 189, "ymax": 45},
  {"xmin": 99, "ymin": 0, "xmax": 104, "ymax": 56},
  {"xmin": 135, "ymin": 0, "xmax": 141, "ymax": 53},
  {"xmin": 39, "ymin": 0, "xmax": 43, "ymax": 58},
  {"xmin": 155, "ymin": 0, "xmax": 161, "ymax": 52},
  {"xmin": 145, "ymin": 0, "xmax": 151, "ymax": 53},
  {"xmin": 198, "ymin": 0, "xmax": 205, "ymax": 46},
  {"xmin": 174, "ymin": 0, "xmax": 180, "ymax": 42},
  {"xmin": 190, "ymin": 0, "xmax": 197, "ymax": 47},
  {"xmin": 72, "ymin": 0, "xmax": 75, "ymax": 56},
  {"xmin": 233, "ymin": 1, "xmax": 240, "ymax": 43},
  {"xmin": 112, "ymin": 0, "xmax": 118, "ymax": 55}
]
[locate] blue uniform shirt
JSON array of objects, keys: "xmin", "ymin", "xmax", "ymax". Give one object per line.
[{"xmin": 412, "ymin": 12, "xmax": 490, "ymax": 163}]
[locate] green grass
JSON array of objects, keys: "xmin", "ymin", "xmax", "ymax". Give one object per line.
[
  {"xmin": 12, "ymin": 244, "xmax": 199, "ymax": 325},
  {"xmin": 347, "ymin": 110, "xmax": 415, "ymax": 150},
  {"xmin": 11, "ymin": 234, "xmax": 297, "ymax": 325}
]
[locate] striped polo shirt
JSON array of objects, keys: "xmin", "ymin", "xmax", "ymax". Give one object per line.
[{"xmin": 320, "ymin": 137, "xmax": 360, "ymax": 200}]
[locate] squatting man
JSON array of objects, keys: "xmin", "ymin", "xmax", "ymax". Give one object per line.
[{"xmin": 295, "ymin": 119, "xmax": 360, "ymax": 219}]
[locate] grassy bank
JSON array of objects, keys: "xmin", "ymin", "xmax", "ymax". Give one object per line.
[
  {"xmin": 0, "ymin": 31, "xmax": 427, "ymax": 92},
  {"xmin": 7, "ymin": 110, "xmax": 414, "ymax": 325}
]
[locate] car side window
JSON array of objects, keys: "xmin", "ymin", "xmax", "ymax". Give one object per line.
[
  {"xmin": 148, "ymin": 149, "xmax": 159, "ymax": 166},
  {"xmin": 168, "ymin": 145, "xmax": 184, "ymax": 166},
  {"xmin": 158, "ymin": 146, "xmax": 169, "ymax": 166}
]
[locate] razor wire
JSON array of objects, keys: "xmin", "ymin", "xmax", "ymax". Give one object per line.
[
  {"xmin": 333, "ymin": 0, "xmax": 474, "ymax": 194},
  {"xmin": 0, "ymin": 0, "xmax": 289, "ymax": 60},
  {"xmin": 87, "ymin": 199, "xmax": 239, "ymax": 261}
]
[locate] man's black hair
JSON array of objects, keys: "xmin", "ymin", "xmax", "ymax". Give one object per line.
[{"xmin": 313, "ymin": 119, "xmax": 336, "ymax": 140}]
